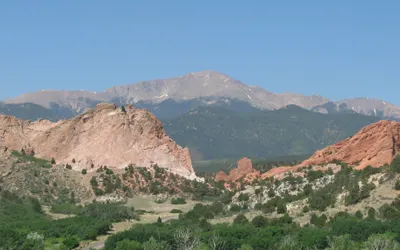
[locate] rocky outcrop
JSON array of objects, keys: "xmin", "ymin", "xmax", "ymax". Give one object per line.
[
  {"xmin": 299, "ymin": 120, "xmax": 400, "ymax": 169},
  {"xmin": 0, "ymin": 103, "xmax": 195, "ymax": 178},
  {"xmin": 215, "ymin": 157, "xmax": 260, "ymax": 182},
  {"xmin": 261, "ymin": 120, "xmax": 400, "ymax": 178},
  {"xmin": 215, "ymin": 171, "xmax": 230, "ymax": 183}
]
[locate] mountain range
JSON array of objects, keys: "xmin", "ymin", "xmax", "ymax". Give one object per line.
[
  {"xmin": 1, "ymin": 70, "xmax": 399, "ymax": 161},
  {"xmin": 3, "ymin": 70, "xmax": 400, "ymax": 120}
]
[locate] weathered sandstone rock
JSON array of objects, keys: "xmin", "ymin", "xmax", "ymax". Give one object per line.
[
  {"xmin": 261, "ymin": 120, "xmax": 400, "ymax": 178},
  {"xmin": 0, "ymin": 103, "xmax": 195, "ymax": 178},
  {"xmin": 299, "ymin": 120, "xmax": 400, "ymax": 169},
  {"xmin": 215, "ymin": 157, "xmax": 260, "ymax": 182}
]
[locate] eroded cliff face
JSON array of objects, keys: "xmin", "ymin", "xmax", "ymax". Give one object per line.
[
  {"xmin": 220, "ymin": 120, "xmax": 400, "ymax": 182},
  {"xmin": 215, "ymin": 157, "xmax": 260, "ymax": 182},
  {"xmin": 261, "ymin": 120, "xmax": 400, "ymax": 178},
  {"xmin": 299, "ymin": 120, "xmax": 400, "ymax": 169},
  {"xmin": 0, "ymin": 103, "xmax": 195, "ymax": 178}
]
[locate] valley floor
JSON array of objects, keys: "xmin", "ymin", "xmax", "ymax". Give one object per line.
[{"xmin": 75, "ymin": 196, "xmax": 204, "ymax": 250}]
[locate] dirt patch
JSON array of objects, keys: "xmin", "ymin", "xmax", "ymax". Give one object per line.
[
  {"xmin": 42, "ymin": 205, "xmax": 75, "ymax": 220},
  {"xmin": 126, "ymin": 195, "xmax": 202, "ymax": 213}
]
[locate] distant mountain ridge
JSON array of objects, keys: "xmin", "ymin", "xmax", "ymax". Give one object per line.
[
  {"xmin": 3, "ymin": 70, "xmax": 400, "ymax": 120},
  {"xmin": 0, "ymin": 102, "xmax": 73, "ymax": 121}
]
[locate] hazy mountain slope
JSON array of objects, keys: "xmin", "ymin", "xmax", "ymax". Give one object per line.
[
  {"xmin": 311, "ymin": 102, "xmax": 356, "ymax": 114},
  {"xmin": 5, "ymin": 90, "xmax": 110, "ymax": 112},
  {"xmin": 0, "ymin": 102, "xmax": 70, "ymax": 121},
  {"xmin": 4, "ymin": 70, "xmax": 400, "ymax": 120},
  {"xmin": 163, "ymin": 105, "xmax": 381, "ymax": 160},
  {"xmin": 336, "ymin": 98, "xmax": 400, "ymax": 119},
  {"xmin": 107, "ymin": 71, "xmax": 329, "ymax": 110},
  {"xmin": 1, "ymin": 97, "xmax": 261, "ymax": 121},
  {"xmin": 4, "ymin": 71, "xmax": 329, "ymax": 114},
  {"xmin": 128, "ymin": 97, "xmax": 262, "ymax": 120}
]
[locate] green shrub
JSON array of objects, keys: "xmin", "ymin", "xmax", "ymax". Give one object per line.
[
  {"xmin": 171, "ymin": 197, "xmax": 186, "ymax": 204},
  {"xmin": 395, "ymin": 180, "xmax": 400, "ymax": 190},
  {"xmin": 230, "ymin": 204, "xmax": 241, "ymax": 212},
  {"xmin": 367, "ymin": 207, "xmax": 376, "ymax": 220},
  {"xmin": 93, "ymin": 188, "xmax": 104, "ymax": 196},
  {"xmin": 238, "ymin": 193, "xmax": 250, "ymax": 202},
  {"xmin": 142, "ymin": 237, "xmax": 171, "ymax": 250},
  {"xmin": 251, "ymin": 215, "xmax": 268, "ymax": 227},
  {"xmin": 255, "ymin": 188, "xmax": 263, "ymax": 196},
  {"xmin": 307, "ymin": 170, "xmax": 325, "ymax": 182},
  {"xmin": 390, "ymin": 156, "xmax": 400, "ymax": 173},
  {"xmin": 220, "ymin": 193, "xmax": 233, "ymax": 204},
  {"xmin": 310, "ymin": 213, "xmax": 327, "ymax": 227},
  {"xmin": 233, "ymin": 214, "xmax": 249, "ymax": 224},
  {"xmin": 345, "ymin": 182, "xmax": 375, "ymax": 206},
  {"xmin": 237, "ymin": 244, "xmax": 254, "ymax": 250},
  {"xmin": 170, "ymin": 209, "xmax": 183, "ymax": 214},
  {"xmin": 267, "ymin": 188, "xmax": 275, "ymax": 198},
  {"xmin": 308, "ymin": 184, "xmax": 337, "ymax": 211},
  {"xmin": 115, "ymin": 239, "xmax": 142, "ymax": 250},
  {"xmin": 51, "ymin": 203, "xmax": 80, "ymax": 215},
  {"xmin": 354, "ymin": 210, "xmax": 363, "ymax": 219},
  {"xmin": 81, "ymin": 169, "xmax": 87, "ymax": 175},
  {"xmin": 360, "ymin": 165, "xmax": 381, "ymax": 179},
  {"xmin": 90, "ymin": 177, "xmax": 98, "ymax": 187},
  {"xmin": 78, "ymin": 203, "xmax": 137, "ymax": 222},
  {"xmin": 209, "ymin": 201, "xmax": 224, "ymax": 215},
  {"xmin": 277, "ymin": 202, "xmax": 287, "ymax": 214},
  {"xmin": 303, "ymin": 184, "xmax": 313, "ymax": 196},
  {"xmin": 62, "ymin": 237, "xmax": 79, "ymax": 249}
]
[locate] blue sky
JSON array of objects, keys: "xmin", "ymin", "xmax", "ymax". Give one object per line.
[{"xmin": 1, "ymin": 1, "xmax": 399, "ymax": 104}]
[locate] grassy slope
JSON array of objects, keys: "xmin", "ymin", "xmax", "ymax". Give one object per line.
[{"xmin": 1, "ymin": 151, "xmax": 91, "ymax": 204}]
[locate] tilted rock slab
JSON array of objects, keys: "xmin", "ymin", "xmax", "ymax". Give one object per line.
[
  {"xmin": 261, "ymin": 120, "xmax": 400, "ymax": 178},
  {"xmin": 299, "ymin": 120, "xmax": 400, "ymax": 169},
  {"xmin": 0, "ymin": 103, "xmax": 195, "ymax": 178}
]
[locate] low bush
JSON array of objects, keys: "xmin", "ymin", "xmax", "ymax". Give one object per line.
[{"xmin": 171, "ymin": 197, "xmax": 186, "ymax": 205}]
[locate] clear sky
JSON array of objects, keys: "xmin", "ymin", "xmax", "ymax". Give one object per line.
[{"xmin": 1, "ymin": 1, "xmax": 399, "ymax": 104}]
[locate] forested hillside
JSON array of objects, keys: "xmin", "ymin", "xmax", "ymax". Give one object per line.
[{"xmin": 164, "ymin": 105, "xmax": 380, "ymax": 160}]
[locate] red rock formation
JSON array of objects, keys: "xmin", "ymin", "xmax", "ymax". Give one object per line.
[
  {"xmin": 215, "ymin": 171, "xmax": 230, "ymax": 182},
  {"xmin": 215, "ymin": 157, "xmax": 260, "ymax": 182},
  {"xmin": 300, "ymin": 120, "xmax": 400, "ymax": 169},
  {"xmin": 261, "ymin": 120, "xmax": 400, "ymax": 178},
  {"xmin": 0, "ymin": 103, "xmax": 195, "ymax": 178},
  {"xmin": 261, "ymin": 166, "xmax": 294, "ymax": 179}
]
